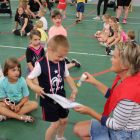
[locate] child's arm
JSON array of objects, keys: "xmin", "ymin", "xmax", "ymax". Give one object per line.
[
  {"xmin": 14, "ymin": 96, "xmax": 28, "ymax": 113},
  {"xmin": 66, "ymin": 0, "xmax": 72, "ymax": 4},
  {"xmin": 26, "ymin": 62, "xmax": 45, "ymax": 98},
  {"xmin": 99, "ymin": 27, "xmax": 106, "ymax": 35},
  {"xmin": 110, "ymin": 36, "xmax": 122, "ymax": 47},
  {"xmin": 12, "ymin": 21, "xmax": 18, "ymax": 32},
  {"xmin": 65, "ymin": 75, "xmax": 78, "ymax": 101},
  {"xmin": 21, "ymin": 18, "xmax": 28, "ymax": 32},
  {"xmin": 27, "ymin": 62, "xmax": 34, "ymax": 71}
]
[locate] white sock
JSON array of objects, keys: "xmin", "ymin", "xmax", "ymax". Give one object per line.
[{"xmin": 56, "ymin": 135, "xmax": 63, "ymax": 140}]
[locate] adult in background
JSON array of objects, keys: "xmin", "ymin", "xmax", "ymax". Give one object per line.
[
  {"xmin": 73, "ymin": 42, "xmax": 140, "ymax": 140},
  {"xmin": 26, "ymin": 0, "xmax": 45, "ymax": 19},
  {"xmin": 93, "ymin": 0, "xmax": 109, "ymax": 20},
  {"xmin": 116, "ymin": 0, "xmax": 131, "ymax": 23}
]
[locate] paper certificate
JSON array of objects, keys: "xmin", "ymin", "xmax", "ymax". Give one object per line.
[{"xmin": 45, "ymin": 93, "xmax": 82, "ymax": 108}]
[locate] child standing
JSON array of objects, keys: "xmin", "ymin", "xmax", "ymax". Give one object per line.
[
  {"xmin": 94, "ymin": 14, "xmax": 111, "ymax": 38},
  {"xmin": 38, "ymin": 10, "xmax": 48, "ymax": 31},
  {"xmin": 57, "ymin": 0, "xmax": 72, "ymax": 19},
  {"xmin": 12, "ymin": 6, "xmax": 33, "ymax": 37},
  {"xmin": 26, "ymin": 29, "xmax": 45, "ymax": 92},
  {"xmin": 26, "ymin": 35, "xmax": 78, "ymax": 140},
  {"xmin": 0, "ymin": 57, "xmax": 38, "ymax": 122},
  {"xmin": 75, "ymin": 0, "xmax": 85, "ymax": 24},
  {"xmin": 48, "ymin": 10, "xmax": 81, "ymax": 69},
  {"xmin": 126, "ymin": 30, "xmax": 137, "ymax": 44},
  {"xmin": 36, "ymin": 20, "xmax": 48, "ymax": 49}
]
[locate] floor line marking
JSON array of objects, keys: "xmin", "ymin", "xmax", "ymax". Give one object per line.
[{"xmin": 0, "ymin": 45, "xmax": 109, "ymax": 57}]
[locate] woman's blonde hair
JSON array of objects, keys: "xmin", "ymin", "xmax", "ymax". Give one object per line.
[
  {"xmin": 115, "ymin": 42, "xmax": 140, "ymax": 75},
  {"xmin": 3, "ymin": 57, "xmax": 21, "ymax": 77},
  {"xmin": 113, "ymin": 23, "xmax": 122, "ymax": 39}
]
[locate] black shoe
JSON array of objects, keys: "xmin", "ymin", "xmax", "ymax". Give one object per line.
[
  {"xmin": 71, "ymin": 59, "xmax": 81, "ymax": 67},
  {"xmin": 65, "ymin": 57, "xmax": 70, "ymax": 64},
  {"xmin": 105, "ymin": 47, "xmax": 111, "ymax": 55}
]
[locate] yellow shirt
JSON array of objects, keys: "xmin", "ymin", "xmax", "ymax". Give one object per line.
[
  {"xmin": 37, "ymin": 28, "xmax": 48, "ymax": 41},
  {"xmin": 77, "ymin": 0, "xmax": 85, "ymax": 3}
]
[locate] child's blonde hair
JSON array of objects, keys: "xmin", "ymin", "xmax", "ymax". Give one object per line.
[
  {"xmin": 115, "ymin": 42, "xmax": 140, "ymax": 75},
  {"xmin": 113, "ymin": 23, "xmax": 122, "ymax": 39},
  {"xmin": 29, "ymin": 29, "xmax": 41, "ymax": 39},
  {"xmin": 48, "ymin": 35, "xmax": 70, "ymax": 52},
  {"xmin": 103, "ymin": 14, "xmax": 111, "ymax": 19},
  {"xmin": 109, "ymin": 17, "xmax": 117, "ymax": 23},
  {"xmin": 4, "ymin": 57, "xmax": 21, "ymax": 77},
  {"xmin": 51, "ymin": 10, "xmax": 62, "ymax": 18},
  {"xmin": 36, "ymin": 20, "xmax": 43, "ymax": 28},
  {"xmin": 126, "ymin": 30, "xmax": 136, "ymax": 40},
  {"xmin": 39, "ymin": 10, "xmax": 46, "ymax": 16}
]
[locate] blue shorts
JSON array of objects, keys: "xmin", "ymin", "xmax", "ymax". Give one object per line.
[
  {"xmin": 26, "ymin": 66, "xmax": 31, "ymax": 77},
  {"xmin": 42, "ymin": 102, "xmax": 69, "ymax": 122},
  {"xmin": 90, "ymin": 119, "xmax": 140, "ymax": 140},
  {"xmin": 77, "ymin": 2, "xmax": 85, "ymax": 13}
]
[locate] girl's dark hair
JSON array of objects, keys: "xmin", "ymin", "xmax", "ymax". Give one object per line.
[
  {"xmin": 51, "ymin": 10, "xmax": 62, "ymax": 18},
  {"xmin": 29, "ymin": 29, "xmax": 41, "ymax": 39},
  {"xmin": 3, "ymin": 57, "xmax": 21, "ymax": 77}
]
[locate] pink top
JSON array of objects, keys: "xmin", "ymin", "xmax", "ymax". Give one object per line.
[
  {"xmin": 47, "ymin": 25, "xmax": 67, "ymax": 43},
  {"xmin": 121, "ymin": 31, "xmax": 128, "ymax": 42}
]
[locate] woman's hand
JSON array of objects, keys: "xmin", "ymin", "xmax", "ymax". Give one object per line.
[
  {"xmin": 83, "ymin": 72, "xmax": 97, "ymax": 85},
  {"xmin": 73, "ymin": 105, "xmax": 92, "ymax": 115}
]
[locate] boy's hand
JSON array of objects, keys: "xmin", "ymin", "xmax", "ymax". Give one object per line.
[
  {"xmin": 32, "ymin": 85, "xmax": 45, "ymax": 99},
  {"xmin": 70, "ymin": 89, "xmax": 78, "ymax": 101}
]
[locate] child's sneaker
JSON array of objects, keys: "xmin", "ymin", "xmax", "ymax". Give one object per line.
[
  {"xmin": 100, "ymin": 42, "xmax": 107, "ymax": 47},
  {"xmin": 75, "ymin": 18, "xmax": 79, "ymax": 23},
  {"xmin": 63, "ymin": 15, "xmax": 66, "ymax": 19},
  {"xmin": 65, "ymin": 57, "xmax": 70, "ymax": 64},
  {"xmin": 123, "ymin": 19, "xmax": 126, "ymax": 24},
  {"xmin": 78, "ymin": 20, "xmax": 81, "ymax": 24},
  {"xmin": 93, "ymin": 16, "xmax": 100, "ymax": 20},
  {"xmin": 55, "ymin": 135, "xmax": 67, "ymax": 140},
  {"xmin": 105, "ymin": 47, "xmax": 111, "ymax": 55},
  {"xmin": 20, "ymin": 31, "xmax": 25, "ymax": 37},
  {"xmin": 71, "ymin": 59, "xmax": 81, "ymax": 67}
]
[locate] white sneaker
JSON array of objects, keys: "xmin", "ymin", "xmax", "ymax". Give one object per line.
[
  {"xmin": 100, "ymin": 42, "xmax": 107, "ymax": 47},
  {"xmin": 27, "ymin": 32, "xmax": 30, "ymax": 36},
  {"xmin": 93, "ymin": 16, "xmax": 100, "ymax": 20},
  {"xmin": 20, "ymin": 31, "xmax": 25, "ymax": 37},
  {"xmin": 109, "ymin": 50, "xmax": 114, "ymax": 56},
  {"xmin": 55, "ymin": 135, "xmax": 67, "ymax": 140}
]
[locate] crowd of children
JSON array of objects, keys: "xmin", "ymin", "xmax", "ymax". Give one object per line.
[
  {"xmin": 0, "ymin": 1, "xmax": 140, "ymax": 140},
  {"xmin": 94, "ymin": 14, "xmax": 137, "ymax": 55}
]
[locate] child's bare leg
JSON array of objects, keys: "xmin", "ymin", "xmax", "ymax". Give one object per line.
[
  {"xmin": 100, "ymin": 34, "xmax": 108, "ymax": 42},
  {"xmin": 76, "ymin": 12, "xmax": 79, "ymax": 18},
  {"xmin": 45, "ymin": 121, "xmax": 60, "ymax": 140},
  {"xmin": 67, "ymin": 63, "xmax": 75, "ymax": 69},
  {"xmin": 79, "ymin": 12, "xmax": 82, "ymax": 20},
  {"xmin": 17, "ymin": 101, "xmax": 38, "ymax": 115},
  {"xmin": 0, "ymin": 102, "xmax": 34, "ymax": 121},
  {"xmin": 107, "ymin": 36, "xmax": 115, "ymax": 44},
  {"xmin": 57, "ymin": 117, "xmax": 68, "ymax": 138},
  {"xmin": 60, "ymin": 9, "xmax": 62, "ymax": 14},
  {"xmin": 63, "ymin": 9, "xmax": 66, "ymax": 16}
]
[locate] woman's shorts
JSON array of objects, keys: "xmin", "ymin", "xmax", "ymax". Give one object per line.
[
  {"xmin": 89, "ymin": 119, "xmax": 140, "ymax": 140},
  {"xmin": 117, "ymin": 0, "xmax": 131, "ymax": 6}
]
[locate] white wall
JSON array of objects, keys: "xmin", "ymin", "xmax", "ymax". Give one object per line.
[{"xmin": 87, "ymin": 0, "xmax": 140, "ymax": 6}]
